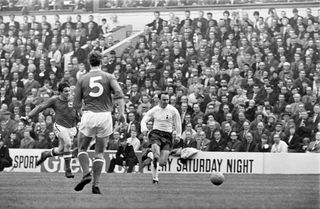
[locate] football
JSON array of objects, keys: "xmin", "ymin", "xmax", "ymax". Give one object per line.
[{"xmin": 210, "ymin": 172, "xmax": 225, "ymax": 186}]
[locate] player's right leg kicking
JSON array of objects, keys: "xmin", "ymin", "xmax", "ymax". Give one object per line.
[
  {"xmin": 36, "ymin": 126, "xmax": 75, "ymax": 178},
  {"xmin": 36, "ymin": 138, "xmax": 63, "ymax": 167}
]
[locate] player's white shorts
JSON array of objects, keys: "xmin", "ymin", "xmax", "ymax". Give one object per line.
[
  {"xmin": 53, "ymin": 123, "xmax": 77, "ymax": 143},
  {"xmin": 79, "ymin": 111, "xmax": 113, "ymax": 138}
]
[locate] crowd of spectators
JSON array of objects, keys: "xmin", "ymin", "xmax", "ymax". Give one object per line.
[
  {"xmin": 101, "ymin": 0, "xmax": 314, "ymax": 8},
  {"xmin": 109, "ymin": 8, "xmax": 320, "ymax": 154},
  {"xmin": 0, "ymin": 12, "xmax": 119, "ymax": 150},
  {"xmin": 0, "ymin": 0, "xmax": 93, "ymax": 12},
  {"xmin": 0, "ymin": 0, "xmax": 316, "ymax": 12},
  {"xmin": 0, "ymin": 7, "xmax": 320, "ymax": 155}
]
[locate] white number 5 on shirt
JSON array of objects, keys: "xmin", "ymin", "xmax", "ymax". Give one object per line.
[{"xmin": 89, "ymin": 76, "xmax": 103, "ymax": 97}]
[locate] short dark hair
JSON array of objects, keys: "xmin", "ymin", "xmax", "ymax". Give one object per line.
[
  {"xmin": 158, "ymin": 91, "xmax": 169, "ymax": 99},
  {"xmin": 88, "ymin": 51, "xmax": 102, "ymax": 67},
  {"xmin": 58, "ymin": 82, "xmax": 70, "ymax": 93}
]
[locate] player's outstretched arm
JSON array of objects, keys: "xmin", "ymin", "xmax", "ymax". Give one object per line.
[{"xmin": 27, "ymin": 97, "xmax": 56, "ymax": 118}]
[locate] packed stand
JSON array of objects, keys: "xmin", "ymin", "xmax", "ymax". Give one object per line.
[
  {"xmin": 0, "ymin": 0, "xmax": 93, "ymax": 12},
  {"xmin": 0, "ymin": 7, "xmax": 320, "ymax": 155},
  {"xmin": 100, "ymin": 0, "xmax": 312, "ymax": 8},
  {"xmin": 110, "ymin": 8, "xmax": 320, "ymax": 154},
  {"xmin": 0, "ymin": 13, "xmax": 120, "ymax": 150}
]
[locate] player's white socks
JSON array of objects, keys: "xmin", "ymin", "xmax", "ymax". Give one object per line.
[
  {"xmin": 78, "ymin": 152, "xmax": 90, "ymax": 176},
  {"xmin": 92, "ymin": 158, "xmax": 104, "ymax": 187},
  {"xmin": 151, "ymin": 160, "xmax": 159, "ymax": 181}
]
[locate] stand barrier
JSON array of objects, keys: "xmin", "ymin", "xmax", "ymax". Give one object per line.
[{"xmin": 7, "ymin": 149, "xmax": 320, "ymax": 174}]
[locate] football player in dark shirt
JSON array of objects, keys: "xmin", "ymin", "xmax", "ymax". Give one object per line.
[
  {"xmin": 25, "ymin": 82, "xmax": 79, "ymax": 178},
  {"xmin": 73, "ymin": 51, "xmax": 125, "ymax": 194}
]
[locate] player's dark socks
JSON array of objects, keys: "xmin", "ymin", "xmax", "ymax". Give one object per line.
[
  {"xmin": 65, "ymin": 168, "xmax": 74, "ymax": 178},
  {"xmin": 92, "ymin": 186, "xmax": 102, "ymax": 194},
  {"xmin": 36, "ymin": 151, "xmax": 52, "ymax": 166},
  {"xmin": 74, "ymin": 172, "xmax": 92, "ymax": 191},
  {"xmin": 152, "ymin": 179, "xmax": 159, "ymax": 184},
  {"xmin": 64, "ymin": 153, "xmax": 74, "ymax": 178},
  {"xmin": 64, "ymin": 156, "xmax": 71, "ymax": 168}
]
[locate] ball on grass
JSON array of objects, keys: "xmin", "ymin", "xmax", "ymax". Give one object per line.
[{"xmin": 210, "ymin": 172, "xmax": 225, "ymax": 186}]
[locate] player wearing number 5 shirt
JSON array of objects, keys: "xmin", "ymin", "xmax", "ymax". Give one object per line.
[{"xmin": 73, "ymin": 51, "xmax": 125, "ymax": 194}]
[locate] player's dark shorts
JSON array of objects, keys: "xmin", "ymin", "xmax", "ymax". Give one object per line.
[{"xmin": 148, "ymin": 129, "xmax": 173, "ymax": 151}]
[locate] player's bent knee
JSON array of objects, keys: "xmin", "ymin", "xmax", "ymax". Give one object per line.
[{"xmin": 52, "ymin": 147, "xmax": 62, "ymax": 156}]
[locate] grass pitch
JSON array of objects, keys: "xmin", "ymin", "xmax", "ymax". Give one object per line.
[{"xmin": 0, "ymin": 173, "xmax": 319, "ymax": 209}]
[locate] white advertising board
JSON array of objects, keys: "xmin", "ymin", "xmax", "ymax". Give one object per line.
[
  {"xmin": 7, "ymin": 149, "xmax": 320, "ymax": 174},
  {"xmin": 263, "ymin": 153, "xmax": 320, "ymax": 174},
  {"xmin": 143, "ymin": 151, "xmax": 264, "ymax": 174}
]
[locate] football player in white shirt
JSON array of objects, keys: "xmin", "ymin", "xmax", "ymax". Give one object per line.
[{"xmin": 141, "ymin": 92, "xmax": 182, "ymax": 184}]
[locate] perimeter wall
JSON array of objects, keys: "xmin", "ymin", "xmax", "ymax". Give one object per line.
[{"xmin": 7, "ymin": 149, "xmax": 320, "ymax": 174}]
